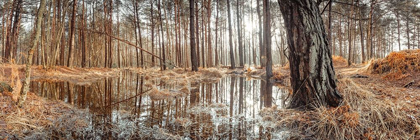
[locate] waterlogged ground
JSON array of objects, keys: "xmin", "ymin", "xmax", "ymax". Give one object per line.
[{"xmin": 29, "ymin": 70, "xmax": 290, "ymax": 139}]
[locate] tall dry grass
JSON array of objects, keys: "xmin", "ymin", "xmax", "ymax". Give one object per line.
[
  {"xmin": 260, "ymin": 78, "xmax": 420, "ymax": 139},
  {"xmin": 368, "ymin": 49, "xmax": 420, "ymax": 80}
]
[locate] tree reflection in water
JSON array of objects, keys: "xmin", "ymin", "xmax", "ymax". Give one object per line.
[{"xmin": 30, "ymin": 71, "xmax": 289, "ymax": 139}]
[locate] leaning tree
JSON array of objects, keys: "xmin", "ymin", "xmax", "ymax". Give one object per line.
[{"xmin": 278, "ymin": 0, "xmax": 343, "ymax": 109}]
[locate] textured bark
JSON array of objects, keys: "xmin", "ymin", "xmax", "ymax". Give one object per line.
[
  {"xmin": 190, "ymin": 0, "xmax": 198, "ymax": 71},
  {"xmin": 18, "ymin": 0, "xmax": 46, "ymax": 107},
  {"xmin": 278, "ymin": 0, "xmax": 342, "ymax": 109},
  {"xmin": 328, "ymin": 0, "xmax": 332, "ymax": 53},
  {"xmin": 227, "ymin": 0, "xmax": 235, "ymax": 69}
]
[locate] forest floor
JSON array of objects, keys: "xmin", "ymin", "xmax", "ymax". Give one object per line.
[{"xmin": 1, "ymin": 50, "xmax": 420, "ymax": 139}]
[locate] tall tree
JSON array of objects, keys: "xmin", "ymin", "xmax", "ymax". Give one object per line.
[
  {"xmin": 4, "ymin": 0, "xmax": 23, "ymax": 62},
  {"xmin": 278, "ymin": 0, "xmax": 343, "ymax": 109},
  {"xmin": 206, "ymin": 0, "xmax": 212, "ymax": 67},
  {"xmin": 18, "ymin": 0, "xmax": 47, "ymax": 107},
  {"xmin": 237, "ymin": 0, "xmax": 244, "ymax": 67},
  {"xmin": 256, "ymin": 0, "xmax": 265, "ymax": 67},
  {"xmin": 150, "ymin": 0, "xmax": 155, "ymax": 67},
  {"xmin": 347, "ymin": 0, "xmax": 354, "ymax": 66},
  {"xmin": 227, "ymin": 0, "xmax": 235, "ymax": 69},
  {"xmin": 263, "ymin": 0, "xmax": 272, "ymax": 78},
  {"xmin": 358, "ymin": 0, "xmax": 365, "ymax": 63},
  {"xmin": 214, "ymin": 0, "xmax": 220, "ymax": 66},
  {"xmin": 190, "ymin": 0, "xmax": 198, "ymax": 71},
  {"xmin": 158, "ymin": 0, "xmax": 166, "ymax": 70},
  {"xmin": 396, "ymin": 11, "xmax": 401, "ymax": 51},
  {"xmin": 67, "ymin": 0, "xmax": 77, "ymax": 67}
]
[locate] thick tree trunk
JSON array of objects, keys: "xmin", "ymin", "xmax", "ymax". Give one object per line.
[
  {"xmin": 328, "ymin": 0, "xmax": 332, "ymax": 53},
  {"xmin": 18, "ymin": 0, "xmax": 46, "ymax": 107},
  {"xmin": 190, "ymin": 0, "xmax": 198, "ymax": 71},
  {"xmin": 278, "ymin": 0, "xmax": 342, "ymax": 109}
]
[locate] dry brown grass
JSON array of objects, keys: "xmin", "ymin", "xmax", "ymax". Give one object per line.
[
  {"xmin": 368, "ymin": 49, "xmax": 420, "ymax": 80},
  {"xmin": 0, "ymin": 92, "xmax": 88, "ymax": 138},
  {"xmin": 332, "ymin": 55, "xmax": 348, "ymax": 67},
  {"xmin": 260, "ymin": 78, "xmax": 420, "ymax": 139}
]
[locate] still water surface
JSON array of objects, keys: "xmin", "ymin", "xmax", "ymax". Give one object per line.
[{"xmin": 30, "ymin": 71, "xmax": 289, "ymax": 139}]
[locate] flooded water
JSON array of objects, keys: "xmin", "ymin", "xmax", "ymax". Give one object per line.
[{"xmin": 30, "ymin": 70, "xmax": 290, "ymax": 139}]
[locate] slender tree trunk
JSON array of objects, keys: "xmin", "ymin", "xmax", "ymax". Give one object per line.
[
  {"xmin": 134, "ymin": 0, "xmax": 140, "ymax": 67},
  {"xmin": 263, "ymin": 0, "xmax": 272, "ymax": 77},
  {"xmin": 190, "ymin": 0, "xmax": 198, "ymax": 71},
  {"xmin": 18, "ymin": 0, "xmax": 47, "ymax": 107},
  {"xmin": 406, "ymin": 15, "xmax": 410, "ymax": 50},
  {"xmin": 257, "ymin": 0, "xmax": 265, "ymax": 67},
  {"xmin": 227, "ymin": 0, "xmax": 235, "ymax": 69},
  {"xmin": 151, "ymin": 0, "xmax": 155, "ymax": 67},
  {"xmin": 158, "ymin": 0, "xmax": 166, "ymax": 70},
  {"xmin": 81, "ymin": 0, "xmax": 86, "ymax": 67},
  {"xmin": 135, "ymin": 1, "xmax": 144, "ymax": 68},
  {"xmin": 237, "ymin": 0, "xmax": 244, "ymax": 67},
  {"xmin": 207, "ymin": 0, "xmax": 212, "ymax": 67},
  {"xmin": 347, "ymin": 0, "xmax": 354, "ymax": 66},
  {"xmin": 215, "ymin": 0, "xmax": 220, "ymax": 66},
  {"xmin": 195, "ymin": 1, "xmax": 200, "ymax": 67},
  {"xmin": 5, "ymin": 0, "xmax": 23, "ymax": 62},
  {"xmin": 358, "ymin": 0, "xmax": 365, "ymax": 63},
  {"xmin": 278, "ymin": 0, "xmax": 342, "ymax": 109},
  {"xmin": 201, "ymin": 7, "xmax": 205, "ymax": 68},
  {"xmin": 367, "ymin": 0, "xmax": 375, "ymax": 59},
  {"xmin": 396, "ymin": 11, "xmax": 401, "ymax": 51},
  {"xmin": 339, "ymin": 16, "xmax": 343, "ymax": 57},
  {"xmin": 67, "ymin": 0, "xmax": 76, "ymax": 67}
]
